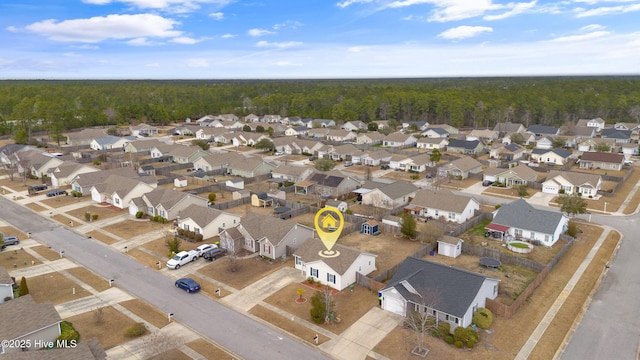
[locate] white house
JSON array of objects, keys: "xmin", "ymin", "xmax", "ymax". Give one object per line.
[
  {"xmin": 293, "ymin": 239, "xmax": 377, "ymax": 291},
  {"xmin": 542, "ymin": 170, "xmax": 602, "ymax": 196},
  {"xmin": 416, "ymin": 137, "xmax": 448, "ymax": 150},
  {"xmin": 361, "ymin": 181, "xmax": 418, "ymax": 210},
  {"xmin": 177, "ymin": 204, "xmax": 241, "ymax": 239},
  {"xmin": 404, "ymin": 189, "xmax": 479, "ymax": 224},
  {"xmin": 0, "ymin": 295, "xmax": 63, "ymax": 354},
  {"xmin": 383, "ymin": 132, "xmax": 417, "ymax": 147},
  {"xmin": 0, "ymin": 267, "xmax": 14, "ymax": 303},
  {"xmin": 380, "ymin": 257, "xmax": 499, "ymax": 330}
]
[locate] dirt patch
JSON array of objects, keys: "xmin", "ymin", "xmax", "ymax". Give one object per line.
[
  {"xmin": 142, "ymin": 237, "xmax": 204, "ymax": 259},
  {"xmin": 483, "ymin": 186, "xmax": 540, "ymax": 198},
  {"xmin": 66, "ymin": 267, "xmax": 111, "ymax": 292},
  {"xmin": 198, "ymin": 257, "xmax": 288, "ymax": 290},
  {"xmin": 250, "ymin": 304, "xmax": 331, "ymax": 345},
  {"xmin": 148, "ymin": 349, "xmax": 191, "ymax": 360},
  {"xmin": 102, "ymin": 220, "xmax": 168, "ymax": 239},
  {"xmin": 30, "ymin": 245, "xmax": 64, "ymax": 261},
  {"xmin": 183, "ymin": 273, "xmax": 233, "ymax": 299},
  {"xmin": 119, "ymin": 299, "xmax": 170, "ymax": 329},
  {"xmin": 127, "ymin": 248, "xmax": 164, "ymax": 270},
  {"xmin": 187, "ymin": 338, "xmax": 237, "ymax": 359},
  {"xmin": 66, "ymin": 205, "xmax": 125, "ymax": 222},
  {"xmin": 0, "ymin": 249, "xmax": 42, "ymax": 270},
  {"xmin": 87, "ymin": 230, "xmax": 119, "ymax": 245},
  {"xmin": 40, "ymin": 195, "xmax": 84, "ymax": 208},
  {"xmin": 223, "ymin": 203, "xmax": 278, "ymax": 217},
  {"xmin": 66, "ymin": 305, "xmax": 138, "ymax": 350},
  {"xmin": 27, "ymin": 271, "xmax": 92, "ymax": 305},
  {"xmin": 0, "ymin": 225, "xmax": 27, "ymax": 239},
  {"xmin": 52, "ymin": 214, "xmax": 75, "ymax": 226},
  {"xmin": 263, "ymin": 282, "xmax": 378, "ymax": 335},
  {"xmin": 24, "ymin": 202, "xmax": 48, "ymax": 212}
]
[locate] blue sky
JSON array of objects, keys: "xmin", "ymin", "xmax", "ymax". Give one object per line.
[{"xmin": 1, "ymin": 0, "xmax": 639, "ymax": 79}]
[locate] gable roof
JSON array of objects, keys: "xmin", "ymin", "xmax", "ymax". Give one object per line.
[
  {"xmin": 228, "ymin": 156, "xmax": 275, "ymax": 172},
  {"xmin": 294, "ymin": 238, "xmax": 374, "ymax": 275},
  {"xmin": 580, "ymin": 151, "xmax": 624, "ymax": 163},
  {"xmin": 494, "ymin": 122, "xmax": 524, "ymax": 133},
  {"xmin": 383, "ymin": 257, "xmax": 496, "ymax": 318},
  {"xmin": 179, "ymin": 204, "xmax": 237, "ymax": 228},
  {"xmin": 66, "ymin": 128, "xmax": 108, "ymax": 141},
  {"xmin": 72, "ymin": 167, "xmax": 139, "ymax": 187},
  {"xmin": 358, "ymin": 132, "xmax": 385, "ymax": 140},
  {"xmin": 425, "ymin": 127, "xmax": 449, "ymax": 135},
  {"xmin": 447, "ymin": 139, "xmax": 481, "ymax": 150},
  {"xmin": 49, "ymin": 161, "xmax": 97, "ymax": 178},
  {"xmin": 409, "ymin": 189, "xmax": 476, "ymax": 213},
  {"xmin": 142, "ymin": 187, "xmax": 205, "ymax": 210},
  {"xmin": 417, "ymin": 137, "xmax": 447, "ymax": 144},
  {"xmin": 546, "ymin": 170, "xmax": 601, "ymax": 188},
  {"xmin": 273, "ymin": 164, "xmax": 311, "ymax": 178},
  {"xmin": 527, "ymin": 124, "xmax": 559, "ymax": 135},
  {"xmin": 530, "ymin": 148, "xmax": 572, "ymax": 158},
  {"xmin": 197, "ymin": 152, "xmax": 246, "ymax": 168},
  {"xmin": 0, "ymin": 266, "xmax": 12, "ymax": 285},
  {"xmin": 601, "ymin": 128, "xmax": 631, "ymax": 139},
  {"xmin": 92, "ymin": 174, "xmax": 150, "ymax": 197},
  {"xmin": 241, "ymin": 212, "xmax": 295, "ymax": 245},
  {"xmin": 0, "ymin": 295, "xmax": 61, "ymax": 341},
  {"xmin": 309, "ymin": 172, "xmax": 347, "ymax": 187},
  {"xmin": 384, "ymin": 132, "xmax": 415, "ymax": 142},
  {"xmin": 449, "ymin": 156, "xmax": 482, "ymax": 172},
  {"xmin": 376, "ymin": 180, "xmax": 418, "ymax": 199},
  {"xmin": 492, "ymin": 199, "xmax": 565, "ymax": 235}
]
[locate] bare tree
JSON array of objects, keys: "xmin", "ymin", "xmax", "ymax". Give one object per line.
[
  {"xmin": 404, "ymin": 289, "xmax": 442, "ymax": 357},
  {"xmin": 144, "ymin": 330, "xmax": 184, "ymax": 360},
  {"xmin": 219, "ymin": 231, "xmax": 242, "ymax": 272}
]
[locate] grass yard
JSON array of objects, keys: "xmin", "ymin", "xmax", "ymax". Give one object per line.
[
  {"xmin": 249, "ymin": 305, "xmax": 332, "ymax": 345},
  {"xmin": 40, "ymin": 195, "xmax": 86, "ymax": 208},
  {"xmin": 223, "ymin": 203, "xmax": 277, "ymax": 217},
  {"xmin": 483, "ymin": 186, "xmax": 541, "ymax": 198},
  {"xmin": 27, "ymin": 271, "xmax": 92, "ymax": 304},
  {"xmin": 52, "ymin": 214, "xmax": 76, "ymax": 226},
  {"xmin": 142, "ymin": 236, "xmax": 204, "ymax": 260},
  {"xmin": 263, "ymin": 282, "xmax": 378, "ymax": 335},
  {"xmin": 30, "ymin": 245, "xmax": 65, "ymax": 261},
  {"xmin": 0, "ymin": 225, "xmax": 26, "ymax": 239},
  {"xmin": 24, "ymin": 202, "xmax": 48, "ymax": 212},
  {"xmin": 102, "ymin": 219, "xmax": 168, "ymax": 239},
  {"xmin": 66, "ymin": 306, "xmax": 139, "ymax": 350},
  {"xmin": 66, "ymin": 205, "xmax": 124, "ymax": 222},
  {"xmin": 184, "ymin": 273, "xmax": 234, "ymax": 299},
  {"xmin": 148, "ymin": 349, "xmax": 191, "ymax": 360},
  {"xmin": 87, "ymin": 230, "xmax": 119, "ymax": 245},
  {"xmin": 66, "ymin": 267, "xmax": 111, "ymax": 292},
  {"xmin": 623, "ymin": 186, "xmax": 640, "ymax": 214},
  {"xmin": 198, "ymin": 257, "xmax": 288, "ymax": 290},
  {"xmin": 187, "ymin": 339, "xmax": 237, "ymax": 359},
  {"xmin": 0, "ymin": 248, "xmax": 42, "ymax": 269},
  {"xmin": 0, "ymin": 178, "xmax": 43, "ymax": 192},
  {"xmin": 127, "ymin": 248, "xmax": 163, "ymax": 270},
  {"xmin": 119, "ymin": 299, "xmax": 170, "ymax": 329}
]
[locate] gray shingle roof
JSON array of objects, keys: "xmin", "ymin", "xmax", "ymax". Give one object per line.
[
  {"xmin": 449, "ymin": 156, "xmax": 482, "ymax": 172},
  {"xmin": 383, "ymin": 257, "xmax": 495, "ymax": 318},
  {"xmin": 527, "ymin": 124, "xmax": 559, "ymax": 135},
  {"xmin": 179, "ymin": 204, "xmax": 238, "ymax": 228},
  {"xmin": 143, "ymin": 188, "xmax": 205, "ymax": 211},
  {"xmin": 447, "ymin": 139, "xmax": 480, "ymax": 150},
  {"xmin": 0, "ymin": 266, "xmax": 13, "ymax": 284},
  {"xmin": 293, "ymin": 238, "xmax": 374, "ymax": 275},
  {"xmin": 378, "ymin": 181, "xmax": 418, "ymax": 199},
  {"xmin": 0, "ymin": 295, "xmax": 61, "ymax": 341},
  {"xmin": 241, "ymin": 212, "xmax": 294, "ymax": 246},
  {"xmin": 408, "ymin": 189, "xmax": 476, "ymax": 213},
  {"xmin": 72, "ymin": 167, "xmax": 139, "ymax": 187},
  {"xmin": 492, "ymin": 199, "xmax": 565, "ymax": 235}
]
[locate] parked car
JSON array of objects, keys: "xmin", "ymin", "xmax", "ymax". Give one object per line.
[
  {"xmin": 344, "ymin": 161, "xmax": 353, "ymax": 167},
  {"xmin": 2, "ymin": 235, "xmax": 19, "ymax": 246},
  {"xmin": 166, "ymin": 250, "xmax": 198, "ymax": 269},
  {"xmin": 46, "ymin": 189, "xmax": 67, "ymax": 197},
  {"xmin": 175, "ymin": 277, "xmax": 201, "ymax": 293},
  {"xmin": 380, "ymin": 164, "xmax": 390, "ymax": 170},
  {"xmin": 308, "ymin": 156, "xmax": 316, "ymax": 161},
  {"xmin": 28, "ymin": 184, "xmax": 47, "ymax": 195},
  {"xmin": 484, "ymin": 231, "xmax": 502, "ymax": 239},
  {"xmin": 195, "ymin": 243, "xmax": 218, "ymax": 257},
  {"xmin": 274, "ymin": 151, "xmax": 284, "ymax": 156},
  {"xmin": 203, "ymin": 248, "xmax": 227, "ymax": 261},
  {"xmin": 482, "ymin": 180, "xmax": 494, "ymax": 187}
]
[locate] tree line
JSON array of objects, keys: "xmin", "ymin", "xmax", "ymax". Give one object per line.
[{"xmin": 1, "ymin": 77, "xmax": 640, "ymax": 140}]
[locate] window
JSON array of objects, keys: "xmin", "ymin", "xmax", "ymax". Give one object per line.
[
  {"xmin": 222, "ymin": 222, "xmax": 225, "ymax": 228},
  {"xmin": 327, "ymin": 273, "xmax": 336, "ymax": 284},
  {"xmin": 493, "ymin": 285, "xmax": 498, "ymax": 296},
  {"xmin": 545, "ymin": 234, "xmax": 550, "ymax": 243},
  {"xmin": 295, "ymin": 257, "xmax": 301, "ymax": 266},
  {"xmin": 530, "ymin": 232, "xmax": 535, "ymax": 239},
  {"xmin": 147, "ymin": 206, "xmax": 153, "ymax": 214},
  {"xmin": 115, "ymin": 198, "xmax": 120, "ymax": 205},
  {"xmin": 245, "ymin": 238, "xmax": 252, "ymax": 248},
  {"xmin": 233, "ymin": 219, "xmax": 237, "ymax": 224},
  {"xmin": 448, "ymin": 212, "xmax": 456, "ymax": 220},
  {"xmin": 310, "ymin": 268, "xmax": 319, "ymax": 278},
  {"xmin": 184, "ymin": 224, "xmax": 190, "ymax": 231},
  {"xmin": 515, "ymin": 229, "xmax": 523, "ymax": 237},
  {"xmin": 435, "ymin": 209, "xmax": 439, "ymax": 217},
  {"xmin": 194, "ymin": 228, "xmax": 200, "ymax": 234}
]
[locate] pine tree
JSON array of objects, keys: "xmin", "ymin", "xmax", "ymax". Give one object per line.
[{"xmin": 19, "ymin": 276, "xmax": 29, "ymax": 296}]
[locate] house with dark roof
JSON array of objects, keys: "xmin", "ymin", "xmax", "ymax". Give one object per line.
[
  {"xmin": 601, "ymin": 128, "xmax": 632, "ymax": 144},
  {"xmin": 89, "ymin": 174, "xmax": 156, "ymax": 209},
  {"xmin": 446, "ymin": 139, "xmax": 484, "ymax": 155},
  {"xmin": 307, "ymin": 171, "xmax": 359, "ymax": 198},
  {"xmin": 530, "ymin": 148, "xmax": 573, "ymax": 166},
  {"xmin": 489, "ymin": 143, "xmax": 525, "ymax": 161},
  {"xmin": 361, "ymin": 180, "xmax": 418, "ymax": 210},
  {"xmin": 614, "ymin": 122, "xmax": 640, "ymax": 135},
  {"xmin": 0, "ymin": 295, "xmax": 62, "ymax": 354},
  {"xmin": 128, "ymin": 187, "xmax": 208, "ymax": 219},
  {"xmin": 293, "ymin": 239, "xmax": 377, "ymax": 291},
  {"xmin": 438, "ymin": 156, "xmax": 482, "ymax": 179},
  {"xmin": 177, "ymin": 204, "xmax": 240, "ymax": 239},
  {"xmin": 488, "ymin": 199, "xmax": 569, "ymax": 246},
  {"xmin": 542, "ymin": 170, "xmax": 602, "ymax": 196},
  {"xmin": 0, "ymin": 267, "xmax": 14, "ymax": 303},
  {"xmin": 380, "ymin": 257, "xmax": 499, "ymax": 329},
  {"xmin": 482, "ymin": 165, "xmax": 538, "ymax": 187},
  {"xmin": 579, "ymin": 151, "xmax": 625, "ymax": 171},
  {"xmin": 404, "ymin": 189, "xmax": 479, "ymax": 224},
  {"xmin": 527, "ymin": 124, "xmax": 560, "ymax": 136},
  {"xmin": 494, "ymin": 122, "xmax": 526, "ymax": 134},
  {"xmin": 422, "ymin": 127, "xmax": 449, "ymax": 139}
]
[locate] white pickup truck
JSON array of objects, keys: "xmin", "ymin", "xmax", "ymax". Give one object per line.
[{"xmin": 166, "ymin": 250, "xmax": 198, "ymax": 269}]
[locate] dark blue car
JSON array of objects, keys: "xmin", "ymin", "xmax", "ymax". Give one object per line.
[{"xmin": 175, "ymin": 278, "xmax": 201, "ymax": 293}]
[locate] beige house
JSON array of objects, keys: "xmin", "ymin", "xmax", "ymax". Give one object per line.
[
  {"xmin": 90, "ymin": 174, "xmax": 156, "ymax": 209},
  {"xmin": 49, "ymin": 162, "xmax": 98, "ymax": 189},
  {"xmin": 579, "ymin": 152, "xmax": 625, "ymax": 171},
  {"xmin": 482, "ymin": 165, "xmax": 538, "ymax": 187},
  {"xmin": 542, "ymin": 170, "xmax": 602, "ymax": 196},
  {"xmin": 361, "ymin": 180, "xmax": 419, "ymax": 210},
  {"xmin": 405, "ymin": 189, "xmax": 479, "ymax": 224},
  {"xmin": 416, "ymin": 137, "xmax": 448, "ymax": 150},
  {"xmin": 128, "ymin": 187, "xmax": 208, "ymax": 219},
  {"xmin": 356, "ymin": 132, "xmax": 385, "ymax": 145},
  {"xmin": 438, "ymin": 156, "xmax": 483, "ymax": 179},
  {"xmin": 0, "ymin": 295, "xmax": 62, "ymax": 354},
  {"xmin": 177, "ymin": 204, "xmax": 241, "ymax": 239}
]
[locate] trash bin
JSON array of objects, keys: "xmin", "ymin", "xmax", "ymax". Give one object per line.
[{"xmin": 430, "ymin": 251, "xmax": 436, "ymax": 256}]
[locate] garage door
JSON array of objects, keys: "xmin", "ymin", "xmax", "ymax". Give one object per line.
[
  {"xmin": 383, "ymin": 295, "xmax": 405, "ymax": 315},
  {"xmin": 543, "ymin": 185, "xmax": 558, "ymax": 194}
]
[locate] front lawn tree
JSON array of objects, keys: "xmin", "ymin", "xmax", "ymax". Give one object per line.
[
  {"xmin": 429, "ymin": 149, "xmax": 442, "ymax": 163},
  {"xmin": 401, "ymin": 214, "xmax": 417, "ymax": 239},
  {"xmin": 254, "ymin": 138, "xmax": 274, "ymax": 151},
  {"xmin": 557, "ymin": 194, "xmax": 588, "ymax": 217},
  {"xmin": 404, "ymin": 289, "xmax": 441, "ymax": 357},
  {"xmin": 310, "ymin": 286, "xmax": 336, "ymax": 324},
  {"xmin": 315, "ymin": 158, "xmax": 336, "ymax": 171}
]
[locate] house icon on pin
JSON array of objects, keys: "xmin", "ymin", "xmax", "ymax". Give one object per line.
[{"xmin": 321, "ymin": 213, "xmax": 338, "ymax": 230}]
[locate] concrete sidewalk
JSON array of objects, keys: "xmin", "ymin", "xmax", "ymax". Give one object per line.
[
  {"xmin": 55, "ymin": 287, "xmax": 134, "ymax": 318},
  {"xmin": 8, "ymin": 258, "xmax": 77, "ymax": 278},
  {"xmin": 514, "ymin": 225, "xmax": 615, "ymax": 360}
]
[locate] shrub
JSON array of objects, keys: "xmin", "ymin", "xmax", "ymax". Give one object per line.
[
  {"xmin": 566, "ymin": 221, "xmax": 578, "ymax": 238},
  {"xmin": 91, "ymin": 214, "xmax": 99, "ymax": 221},
  {"xmin": 166, "ymin": 237, "xmax": 181, "ymax": 256},
  {"xmin": 57, "ymin": 321, "xmax": 80, "ymax": 345},
  {"xmin": 445, "ymin": 335, "xmax": 454, "ymax": 344},
  {"xmin": 454, "ymin": 326, "xmax": 470, "ymax": 343},
  {"xmin": 454, "ymin": 341, "xmax": 463, "ymax": 348},
  {"xmin": 177, "ymin": 228, "xmax": 185, "ymax": 236},
  {"xmin": 344, "ymin": 209, "xmax": 353, "ymax": 215},
  {"xmin": 194, "ymin": 234, "xmax": 203, "ymax": 242},
  {"xmin": 430, "ymin": 329, "xmax": 441, "ymax": 337},
  {"xmin": 307, "ymin": 277, "xmax": 315, "ymax": 285},
  {"xmin": 85, "ymin": 212, "xmax": 91, "ymax": 221},
  {"xmin": 410, "ymin": 174, "xmax": 419, "ymax": 180},
  {"xmin": 467, "ymin": 340, "xmax": 476, "ymax": 348},
  {"xmin": 135, "ymin": 211, "xmax": 144, "ymax": 219},
  {"xmin": 473, "ymin": 307, "xmax": 494, "ymax": 329},
  {"xmin": 466, "ymin": 326, "xmax": 479, "ymax": 343},
  {"xmin": 494, "ymin": 204, "xmax": 501, "ymax": 210},
  {"xmin": 438, "ymin": 322, "xmax": 451, "ymax": 336},
  {"xmin": 18, "ymin": 276, "xmax": 29, "ymax": 296},
  {"xmin": 124, "ymin": 322, "xmax": 147, "ymax": 337},
  {"xmin": 309, "ymin": 291, "xmax": 326, "ymax": 324},
  {"xmin": 71, "ymin": 190, "xmax": 82, "ymax": 197}
]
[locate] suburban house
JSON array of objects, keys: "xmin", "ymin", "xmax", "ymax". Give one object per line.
[
  {"xmin": 489, "ymin": 143, "xmax": 525, "ymax": 161},
  {"xmin": 309, "ymin": 119, "xmax": 336, "ymax": 128},
  {"xmin": 149, "ymin": 143, "xmax": 178, "ymax": 159},
  {"xmin": 614, "ymin": 122, "xmax": 640, "ymax": 135},
  {"xmin": 621, "ymin": 143, "xmax": 639, "ymax": 157},
  {"xmin": 438, "ymin": 236, "xmax": 463, "ymax": 258},
  {"xmin": 129, "ymin": 123, "xmax": 159, "ymax": 137},
  {"xmin": 416, "ymin": 137, "xmax": 448, "ymax": 150},
  {"xmin": 329, "ymin": 144, "xmax": 365, "ymax": 162},
  {"xmin": 49, "ymin": 161, "xmax": 98, "ymax": 188},
  {"xmin": 467, "ymin": 129, "xmax": 499, "ymax": 143},
  {"xmin": 380, "ymin": 257, "xmax": 499, "ymax": 330},
  {"xmin": 15, "ymin": 150, "xmax": 64, "ymax": 178},
  {"xmin": 70, "ymin": 167, "xmax": 141, "ymax": 195},
  {"xmin": 406, "ymin": 153, "xmax": 437, "ymax": 172},
  {"xmin": 128, "ymin": 187, "xmax": 208, "ymax": 219},
  {"xmin": 169, "ymin": 145, "xmax": 209, "ymax": 164},
  {"xmin": 388, "ymin": 154, "xmax": 414, "ymax": 172},
  {"xmin": 542, "ymin": 170, "xmax": 602, "ymax": 196},
  {"xmin": 360, "ymin": 150, "xmax": 393, "ymax": 166},
  {"xmin": 482, "ymin": 165, "xmax": 538, "ymax": 187},
  {"xmin": 0, "ymin": 295, "xmax": 62, "ymax": 354},
  {"xmin": 356, "ymin": 132, "xmax": 385, "ymax": 145},
  {"xmin": 372, "ymin": 120, "xmax": 390, "ymax": 130},
  {"xmin": 89, "ymin": 136, "xmax": 135, "ymax": 151},
  {"xmin": 306, "ymin": 171, "xmax": 360, "ymax": 198},
  {"xmin": 193, "ymin": 152, "xmax": 246, "ymax": 172},
  {"xmin": 271, "ymin": 164, "xmax": 314, "ymax": 183},
  {"xmin": 438, "ymin": 156, "xmax": 482, "ymax": 179},
  {"xmin": 494, "ymin": 122, "xmax": 526, "ymax": 134},
  {"xmin": 284, "ymin": 126, "xmax": 309, "ymax": 137},
  {"xmin": 173, "ymin": 124, "xmax": 200, "ymax": 136},
  {"xmin": 0, "ymin": 267, "xmax": 13, "ymax": 303},
  {"xmin": 124, "ymin": 139, "xmax": 168, "ymax": 153},
  {"xmin": 488, "ymin": 199, "xmax": 569, "ymax": 246},
  {"xmin": 576, "ymin": 118, "xmax": 606, "ymax": 131},
  {"xmin": 361, "ymin": 180, "xmax": 419, "ymax": 210},
  {"xmin": 530, "ymin": 148, "xmax": 573, "ymax": 166},
  {"xmin": 383, "ymin": 132, "xmax": 418, "ymax": 148},
  {"xmin": 534, "ymin": 136, "xmax": 554, "ymax": 150},
  {"xmin": 527, "ymin": 125, "xmax": 560, "ymax": 136},
  {"xmin": 404, "ymin": 189, "xmax": 479, "ymax": 224},
  {"xmin": 562, "ymin": 125, "xmax": 596, "ymax": 141},
  {"xmin": 195, "ymin": 127, "xmax": 230, "ymax": 141},
  {"xmin": 446, "ymin": 139, "xmax": 484, "ymax": 155},
  {"xmin": 90, "ymin": 174, "xmax": 156, "ymax": 209},
  {"xmin": 66, "ymin": 128, "xmax": 108, "ymax": 146},
  {"xmin": 307, "ymin": 128, "xmax": 330, "ymax": 140},
  {"xmin": 422, "ymin": 127, "xmax": 449, "ymax": 139},
  {"xmin": 502, "ymin": 132, "xmax": 536, "ymax": 146},
  {"xmin": 233, "ymin": 132, "xmax": 271, "ymax": 147},
  {"xmin": 177, "ymin": 204, "xmax": 241, "ymax": 239},
  {"xmin": 244, "ymin": 113, "xmax": 261, "ymax": 122},
  {"xmin": 227, "ymin": 156, "xmax": 277, "ymax": 177},
  {"xmin": 601, "ymin": 128, "xmax": 632, "ymax": 144},
  {"xmin": 577, "ymin": 138, "xmax": 616, "ymax": 153},
  {"xmin": 402, "ymin": 121, "xmax": 429, "ymax": 132},
  {"xmin": 429, "ymin": 124, "xmax": 459, "ymax": 135},
  {"xmin": 342, "ymin": 121, "xmax": 367, "ymax": 131},
  {"xmin": 326, "ymin": 129, "xmax": 358, "ymax": 142},
  {"xmin": 579, "ymin": 152, "xmax": 625, "ymax": 171},
  {"xmin": 293, "ymin": 239, "xmax": 377, "ymax": 291}
]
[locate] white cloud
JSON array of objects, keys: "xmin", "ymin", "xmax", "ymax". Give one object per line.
[
  {"xmin": 25, "ymin": 14, "xmax": 182, "ymax": 43},
  {"xmin": 248, "ymin": 28, "xmax": 275, "ymax": 37},
  {"xmin": 438, "ymin": 26, "xmax": 493, "ymax": 40},
  {"xmin": 549, "ymin": 30, "xmax": 611, "ymax": 42},
  {"xmin": 127, "ymin": 37, "xmax": 155, "ymax": 46},
  {"xmin": 273, "ymin": 20, "xmax": 303, "ymax": 30},
  {"xmin": 209, "ymin": 12, "xmax": 224, "ymax": 20},
  {"xmin": 484, "ymin": 1, "xmax": 537, "ymax": 20},
  {"xmin": 187, "ymin": 58, "xmax": 210, "ymax": 67},
  {"xmin": 6, "ymin": 26, "xmax": 18, "ymax": 32},
  {"xmin": 82, "ymin": 0, "xmax": 234, "ymax": 13},
  {"xmin": 221, "ymin": 33, "xmax": 236, "ymax": 38},
  {"xmin": 256, "ymin": 41, "xmax": 303, "ymax": 48},
  {"xmin": 575, "ymin": 3, "xmax": 640, "ymax": 17},
  {"xmin": 275, "ymin": 61, "xmax": 302, "ymax": 67},
  {"xmin": 336, "ymin": 0, "xmax": 374, "ymax": 8},
  {"xmin": 581, "ymin": 24, "xmax": 606, "ymax": 31},
  {"xmin": 170, "ymin": 36, "xmax": 199, "ymax": 44}
]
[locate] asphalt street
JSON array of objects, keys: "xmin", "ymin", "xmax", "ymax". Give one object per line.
[{"xmin": 0, "ymin": 197, "xmax": 330, "ymax": 360}]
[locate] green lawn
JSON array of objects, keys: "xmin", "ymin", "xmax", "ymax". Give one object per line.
[{"xmin": 467, "ymin": 219, "xmax": 491, "ymax": 237}]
